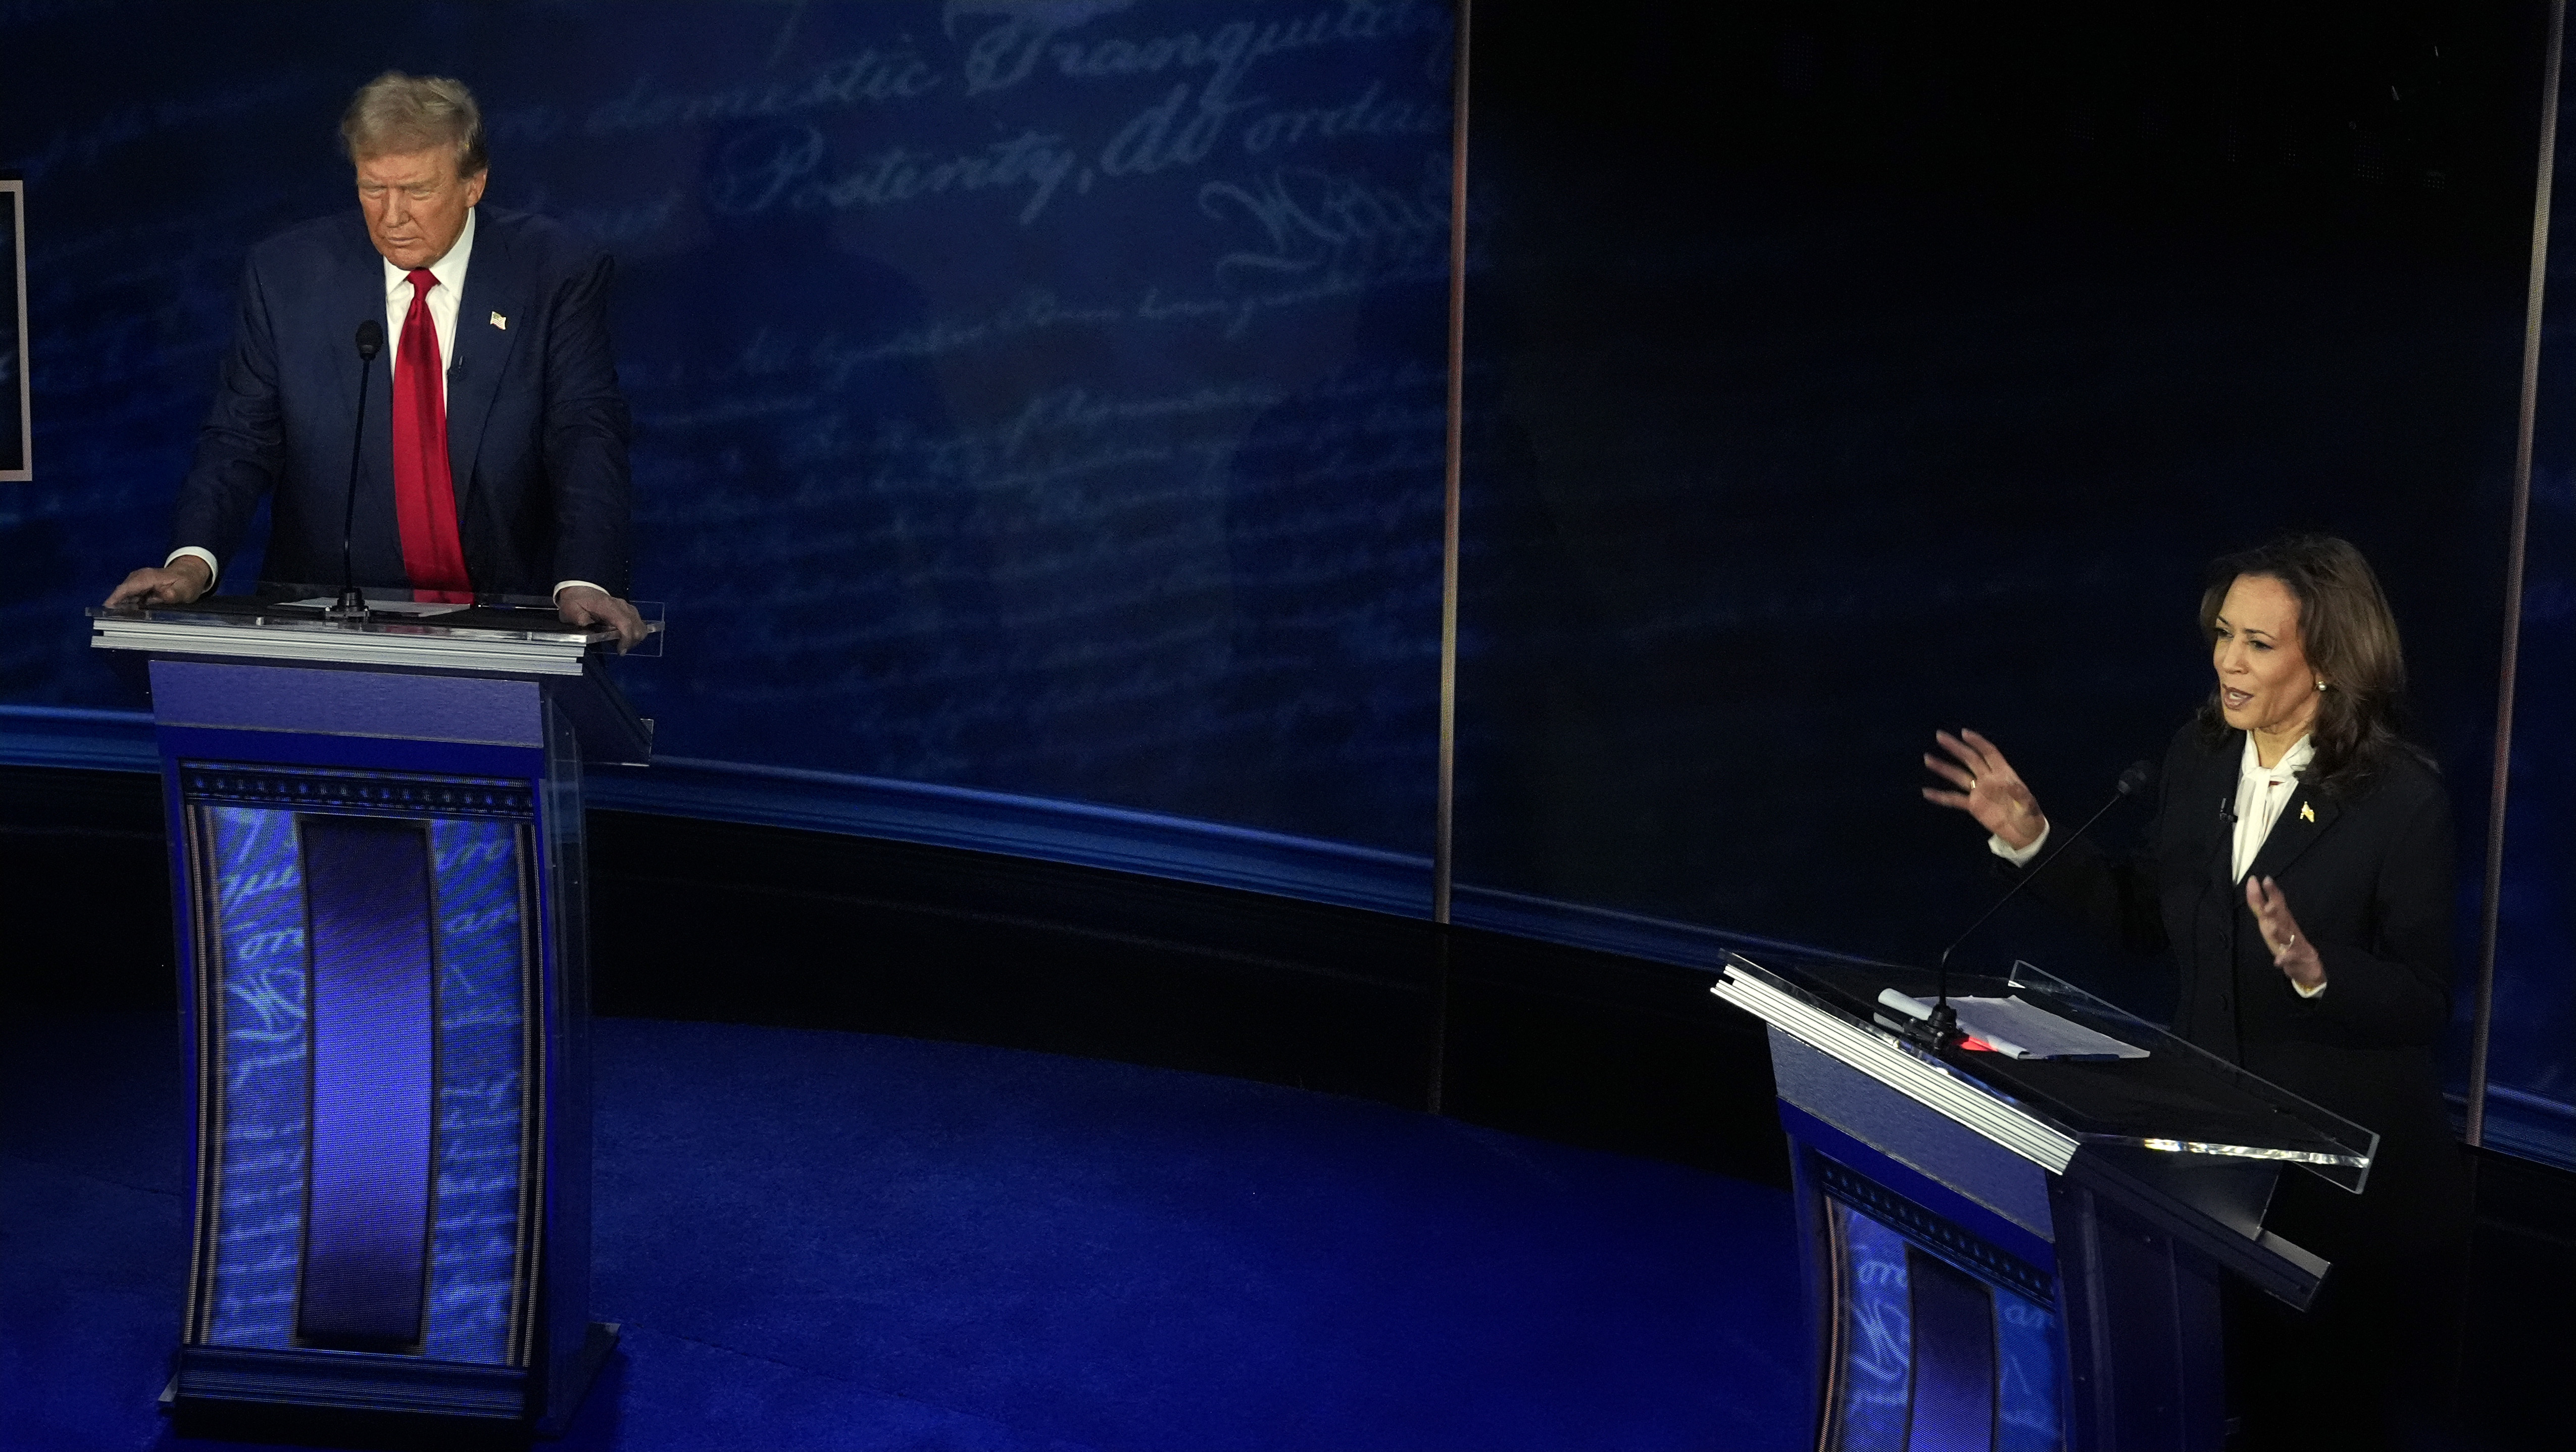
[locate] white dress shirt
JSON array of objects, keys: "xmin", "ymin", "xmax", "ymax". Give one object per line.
[
  {"xmin": 384, "ymin": 205, "xmax": 475, "ymax": 399},
  {"xmin": 1991, "ymin": 733, "xmax": 2325, "ymax": 996},
  {"xmin": 2227, "ymin": 732, "xmax": 2315, "ymax": 884},
  {"xmin": 172, "ymin": 208, "xmax": 606, "ymax": 603}
]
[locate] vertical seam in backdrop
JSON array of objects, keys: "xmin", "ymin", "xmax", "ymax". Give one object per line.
[
  {"xmin": 2469, "ymin": 0, "xmax": 2565, "ymax": 1147},
  {"xmin": 1434, "ymin": 0, "xmax": 1472, "ymax": 926}
]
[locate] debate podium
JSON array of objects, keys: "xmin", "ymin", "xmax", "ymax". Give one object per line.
[
  {"xmin": 90, "ymin": 595, "xmax": 657, "ymax": 1437},
  {"xmin": 1712, "ymin": 950, "xmax": 2374, "ymax": 1451}
]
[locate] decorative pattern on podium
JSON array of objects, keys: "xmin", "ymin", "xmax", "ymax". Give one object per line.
[
  {"xmin": 197, "ymin": 805, "xmax": 310, "ymax": 1348},
  {"xmin": 423, "ymin": 816, "xmax": 535, "ymax": 1365},
  {"xmin": 181, "ymin": 766, "xmax": 540, "ymax": 1368},
  {"xmin": 1816, "ymin": 1159, "xmax": 2064, "ymax": 1452}
]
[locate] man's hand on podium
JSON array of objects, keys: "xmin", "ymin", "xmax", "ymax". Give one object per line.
[
  {"xmin": 556, "ymin": 585, "xmax": 648, "ymax": 651},
  {"xmin": 105, "ymin": 555, "xmax": 213, "ymax": 610}
]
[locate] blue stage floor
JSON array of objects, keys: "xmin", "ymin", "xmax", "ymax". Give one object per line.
[{"xmin": 2, "ymin": 1014, "xmax": 1808, "ymax": 1450}]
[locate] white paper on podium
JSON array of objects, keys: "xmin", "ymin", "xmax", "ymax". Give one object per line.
[{"xmin": 1877, "ymin": 990, "xmax": 2149, "ymax": 1061}]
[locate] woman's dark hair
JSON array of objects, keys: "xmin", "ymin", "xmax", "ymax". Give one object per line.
[{"xmin": 2195, "ymin": 534, "xmax": 2420, "ymax": 796}]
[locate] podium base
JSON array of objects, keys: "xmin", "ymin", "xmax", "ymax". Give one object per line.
[{"xmin": 163, "ymin": 1322, "xmax": 621, "ymax": 1446}]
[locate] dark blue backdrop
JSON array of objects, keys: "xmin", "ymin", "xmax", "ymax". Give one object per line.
[
  {"xmin": 1, "ymin": 1, "xmax": 2567, "ymax": 1164},
  {"xmin": 2492, "ymin": 13, "xmax": 2576, "ymax": 1163},
  {"xmin": 0, "ymin": 0, "xmax": 1454, "ymax": 855},
  {"xmin": 1451, "ymin": 0, "xmax": 2568, "ymax": 1163}
]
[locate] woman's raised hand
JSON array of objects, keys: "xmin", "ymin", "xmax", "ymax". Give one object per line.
[
  {"xmin": 1921, "ymin": 729, "xmax": 2049, "ymax": 850},
  {"xmin": 2245, "ymin": 875, "xmax": 2326, "ymax": 991}
]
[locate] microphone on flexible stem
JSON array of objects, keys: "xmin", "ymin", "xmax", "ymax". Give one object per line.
[
  {"xmin": 1917, "ymin": 758, "xmax": 2155, "ymax": 1049},
  {"xmin": 328, "ymin": 320, "xmax": 385, "ymax": 621}
]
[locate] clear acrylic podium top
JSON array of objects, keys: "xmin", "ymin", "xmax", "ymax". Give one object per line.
[
  {"xmin": 1718, "ymin": 946, "xmax": 2379, "ymax": 1193},
  {"xmin": 90, "ymin": 588, "xmax": 664, "ymax": 660},
  {"xmin": 90, "ymin": 589, "xmax": 661, "ymax": 763}
]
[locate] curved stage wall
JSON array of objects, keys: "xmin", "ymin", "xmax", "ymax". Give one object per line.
[
  {"xmin": 3, "ymin": 0, "xmax": 2573, "ymax": 1165},
  {"xmin": 0, "ymin": 699, "xmax": 1834, "ymax": 975}
]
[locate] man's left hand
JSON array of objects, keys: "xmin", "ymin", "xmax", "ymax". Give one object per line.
[{"xmin": 557, "ymin": 586, "xmax": 648, "ymax": 651}]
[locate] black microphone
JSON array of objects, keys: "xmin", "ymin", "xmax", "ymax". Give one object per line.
[
  {"xmin": 1919, "ymin": 758, "xmax": 2155, "ymax": 1048},
  {"xmin": 330, "ymin": 320, "xmax": 384, "ymax": 619}
]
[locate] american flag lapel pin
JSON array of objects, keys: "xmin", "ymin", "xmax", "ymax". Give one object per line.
[{"xmin": 489, "ymin": 312, "xmax": 508, "ymax": 330}]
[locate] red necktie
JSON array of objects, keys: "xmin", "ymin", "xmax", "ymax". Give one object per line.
[{"xmin": 390, "ymin": 268, "xmax": 471, "ymax": 598}]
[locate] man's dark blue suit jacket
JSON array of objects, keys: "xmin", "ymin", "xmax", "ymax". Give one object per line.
[{"xmin": 173, "ymin": 205, "xmax": 632, "ymax": 596}]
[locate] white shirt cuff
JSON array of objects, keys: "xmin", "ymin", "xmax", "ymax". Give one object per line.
[
  {"xmin": 2293, "ymin": 976, "xmax": 2327, "ymax": 999},
  {"xmin": 165, "ymin": 546, "xmax": 219, "ymax": 582},
  {"xmin": 1988, "ymin": 821, "xmax": 2050, "ymax": 867},
  {"xmin": 551, "ymin": 580, "xmax": 608, "ymax": 602}
]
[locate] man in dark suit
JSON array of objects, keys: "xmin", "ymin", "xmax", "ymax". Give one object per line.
[{"xmin": 106, "ymin": 71, "xmax": 644, "ymax": 646}]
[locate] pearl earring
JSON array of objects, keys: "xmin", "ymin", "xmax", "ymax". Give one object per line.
[{"xmin": 2315, "ymin": 680, "xmax": 2327, "ymax": 691}]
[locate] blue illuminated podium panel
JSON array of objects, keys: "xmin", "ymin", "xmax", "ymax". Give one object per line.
[
  {"xmin": 1715, "ymin": 952, "xmax": 2373, "ymax": 1452},
  {"xmin": 91, "ymin": 601, "xmax": 652, "ymax": 1434}
]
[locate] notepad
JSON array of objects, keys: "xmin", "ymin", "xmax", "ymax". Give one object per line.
[{"xmin": 1877, "ymin": 990, "xmax": 2149, "ymax": 1061}]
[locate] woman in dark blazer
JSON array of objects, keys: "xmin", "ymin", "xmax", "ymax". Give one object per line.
[{"xmin": 1921, "ymin": 535, "xmax": 2465, "ymax": 1448}]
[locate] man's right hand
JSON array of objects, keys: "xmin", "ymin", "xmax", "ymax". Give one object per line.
[{"xmin": 104, "ymin": 556, "xmax": 213, "ymax": 610}]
